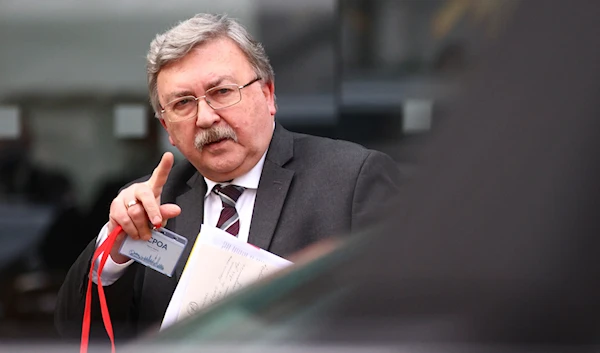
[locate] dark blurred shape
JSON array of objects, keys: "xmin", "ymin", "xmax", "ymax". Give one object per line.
[
  {"xmin": 0, "ymin": 133, "xmax": 71, "ymax": 205},
  {"xmin": 433, "ymin": 42, "xmax": 467, "ymax": 74},
  {"xmin": 0, "ymin": 120, "xmax": 84, "ymax": 342},
  {"xmin": 314, "ymin": 0, "xmax": 600, "ymax": 346},
  {"xmin": 0, "ymin": 122, "xmax": 80, "ymax": 269},
  {"xmin": 143, "ymin": 0, "xmax": 600, "ymax": 351}
]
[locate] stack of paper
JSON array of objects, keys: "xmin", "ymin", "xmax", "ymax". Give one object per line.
[{"xmin": 161, "ymin": 225, "xmax": 293, "ymax": 329}]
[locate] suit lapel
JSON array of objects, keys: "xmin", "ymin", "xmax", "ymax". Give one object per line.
[
  {"xmin": 248, "ymin": 123, "xmax": 295, "ymax": 250},
  {"xmin": 172, "ymin": 171, "xmax": 206, "ymax": 279}
]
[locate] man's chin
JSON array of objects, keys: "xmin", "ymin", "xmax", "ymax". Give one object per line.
[{"xmin": 197, "ymin": 160, "xmax": 244, "ymax": 183}]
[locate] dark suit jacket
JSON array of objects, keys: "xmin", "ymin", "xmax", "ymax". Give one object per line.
[{"xmin": 54, "ymin": 123, "xmax": 403, "ymax": 341}]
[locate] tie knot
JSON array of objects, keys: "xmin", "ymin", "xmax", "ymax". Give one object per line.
[{"xmin": 213, "ymin": 184, "xmax": 245, "ymax": 205}]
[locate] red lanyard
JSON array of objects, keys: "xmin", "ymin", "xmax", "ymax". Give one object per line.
[{"xmin": 80, "ymin": 225, "xmax": 123, "ymax": 353}]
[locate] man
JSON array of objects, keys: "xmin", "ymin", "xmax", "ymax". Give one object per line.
[{"xmin": 55, "ymin": 13, "xmax": 402, "ymax": 341}]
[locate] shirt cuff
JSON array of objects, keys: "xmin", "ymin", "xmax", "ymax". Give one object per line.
[{"xmin": 91, "ymin": 223, "xmax": 134, "ymax": 286}]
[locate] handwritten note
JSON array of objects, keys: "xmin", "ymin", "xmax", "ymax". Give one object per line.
[
  {"xmin": 177, "ymin": 246, "xmax": 280, "ymax": 321},
  {"xmin": 161, "ymin": 225, "xmax": 292, "ymax": 329}
]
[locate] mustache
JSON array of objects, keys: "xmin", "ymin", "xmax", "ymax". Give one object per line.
[{"xmin": 194, "ymin": 125, "xmax": 238, "ymax": 151}]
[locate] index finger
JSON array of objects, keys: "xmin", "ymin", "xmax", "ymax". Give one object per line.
[{"xmin": 147, "ymin": 152, "xmax": 174, "ymax": 196}]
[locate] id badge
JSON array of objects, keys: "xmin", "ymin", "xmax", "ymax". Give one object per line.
[{"xmin": 119, "ymin": 227, "xmax": 188, "ymax": 277}]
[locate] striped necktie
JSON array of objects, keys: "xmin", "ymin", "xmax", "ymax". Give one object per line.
[{"xmin": 213, "ymin": 184, "xmax": 245, "ymax": 236}]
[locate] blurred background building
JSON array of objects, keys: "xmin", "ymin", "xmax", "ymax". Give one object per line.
[{"xmin": 0, "ymin": 0, "xmax": 498, "ymax": 343}]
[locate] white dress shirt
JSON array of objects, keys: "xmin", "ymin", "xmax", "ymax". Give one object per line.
[{"xmin": 91, "ymin": 151, "xmax": 267, "ymax": 286}]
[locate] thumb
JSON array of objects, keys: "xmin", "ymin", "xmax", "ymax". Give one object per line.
[{"xmin": 158, "ymin": 204, "xmax": 182, "ymax": 227}]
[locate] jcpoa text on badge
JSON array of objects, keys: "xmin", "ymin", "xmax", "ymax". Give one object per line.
[{"xmin": 149, "ymin": 237, "xmax": 168, "ymax": 250}]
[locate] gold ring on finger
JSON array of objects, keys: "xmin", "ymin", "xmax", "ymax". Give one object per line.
[{"xmin": 126, "ymin": 199, "xmax": 139, "ymax": 209}]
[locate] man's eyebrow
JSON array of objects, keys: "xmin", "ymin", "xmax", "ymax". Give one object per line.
[{"xmin": 205, "ymin": 75, "xmax": 237, "ymax": 88}]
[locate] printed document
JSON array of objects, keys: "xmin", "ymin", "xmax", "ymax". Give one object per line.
[{"xmin": 161, "ymin": 225, "xmax": 292, "ymax": 329}]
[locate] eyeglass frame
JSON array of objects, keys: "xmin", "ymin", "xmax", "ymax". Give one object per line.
[{"xmin": 159, "ymin": 77, "xmax": 262, "ymax": 122}]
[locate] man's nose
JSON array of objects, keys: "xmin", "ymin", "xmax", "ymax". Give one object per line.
[{"xmin": 195, "ymin": 98, "xmax": 220, "ymax": 128}]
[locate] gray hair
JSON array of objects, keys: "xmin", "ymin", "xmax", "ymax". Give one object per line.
[{"xmin": 147, "ymin": 13, "xmax": 275, "ymax": 118}]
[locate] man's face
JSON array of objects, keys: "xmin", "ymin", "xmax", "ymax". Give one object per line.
[{"xmin": 157, "ymin": 38, "xmax": 276, "ymax": 182}]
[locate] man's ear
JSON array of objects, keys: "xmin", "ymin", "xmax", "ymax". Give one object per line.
[
  {"xmin": 262, "ymin": 80, "xmax": 277, "ymax": 116},
  {"xmin": 159, "ymin": 118, "xmax": 176, "ymax": 146}
]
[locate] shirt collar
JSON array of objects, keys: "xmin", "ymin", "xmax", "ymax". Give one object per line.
[{"xmin": 204, "ymin": 149, "xmax": 268, "ymax": 197}]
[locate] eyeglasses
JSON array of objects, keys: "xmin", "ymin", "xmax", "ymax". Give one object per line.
[{"xmin": 160, "ymin": 77, "xmax": 262, "ymax": 122}]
